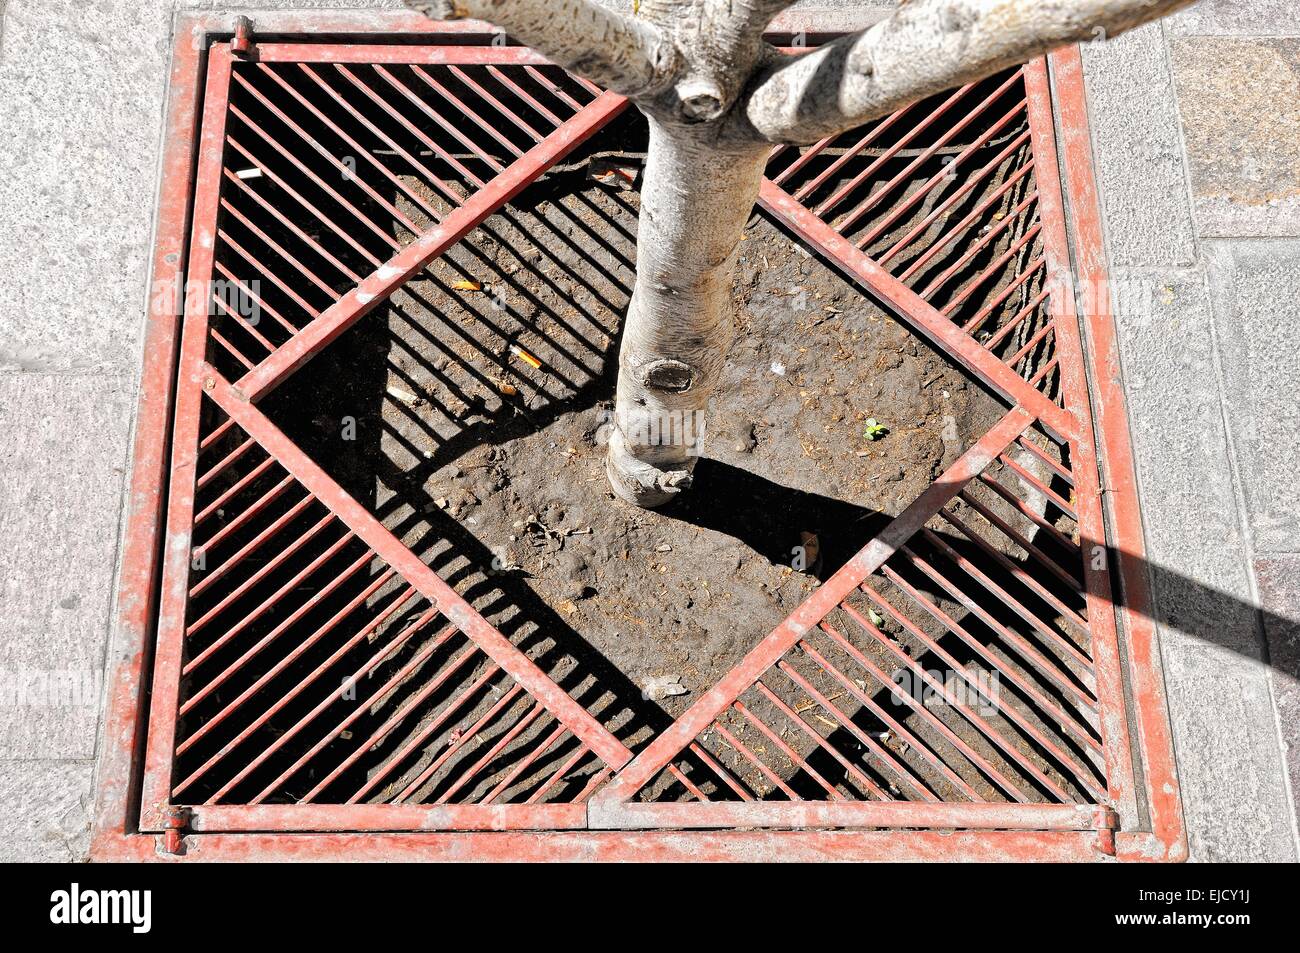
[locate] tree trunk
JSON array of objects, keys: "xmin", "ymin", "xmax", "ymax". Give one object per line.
[{"xmin": 606, "ymin": 119, "xmax": 769, "ymax": 507}]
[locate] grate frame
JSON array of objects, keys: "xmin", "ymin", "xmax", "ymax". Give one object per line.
[{"xmin": 92, "ymin": 12, "xmax": 1185, "ymax": 862}]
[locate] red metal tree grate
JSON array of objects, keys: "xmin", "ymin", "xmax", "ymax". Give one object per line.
[{"xmin": 94, "ymin": 16, "xmax": 1184, "ymax": 862}]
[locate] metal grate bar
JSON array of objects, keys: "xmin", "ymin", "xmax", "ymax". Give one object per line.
[
  {"xmin": 230, "ymin": 80, "xmax": 421, "ymax": 239},
  {"xmin": 243, "ymin": 617, "xmax": 462, "ymax": 803},
  {"xmin": 270, "ymin": 63, "xmax": 455, "ymax": 217},
  {"xmin": 825, "ymin": 610, "xmax": 1030, "ymax": 802},
  {"xmin": 777, "ymin": 654, "xmax": 936, "ymax": 800},
  {"xmin": 814, "ymin": 84, "xmax": 972, "ymax": 217},
  {"xmin": 754, "ymin": 679, "xmax": 906, "ymax": 798},
  {"xmin": 793, "ymin": 104, "xmax": 922, "ymax": 201},
  {"xmin": 448, "ymin": 64, "xmax": 547, "ymax": 141},
  {"xmin": 190, "ymin": 482, "xmax": 306, "ymax": 596},
  {"xmin": 170, "ymin": 592, "xmax": 433, "ymax": 799},
  {"xmin": 899, "ymin": 163, "xmax": 1038, "ymax": 282},
  {"xmin": 807, "ymin": 627, "xmax": 985, "ymax": 799},
  {"xmin": 835, "ymin": 71, "xmax": 1026, "ymax": 235},
  {"xmin": 732, "ymin": 700, "xmax": 845, "ymax": 800},
  {"xmin": 858, "ymin": 106, "xmax": 1030, "ymax": 254},
  {"xmin": 918, "ymin": 193, "xmax": 1041, "ymax": 298},
  {"xmin": 848, "ymin": 587, "xmax": 1078, "ymax": 802},
  {"xmin": 351, "ymin": 657, "xmax": 501, "ymax": 803},
  {"xmin": 230, "ymin": 90, "xmax": 628, "ymax": 402}
]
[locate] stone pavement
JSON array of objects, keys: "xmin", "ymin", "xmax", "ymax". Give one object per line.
[
  {"xmin": 1080, "ymin": 0, "xmax": 1300, "ymax": 861},
  {"xmin": 0, "ymin": 1, "xmax": 1295, "ymax": 861}
]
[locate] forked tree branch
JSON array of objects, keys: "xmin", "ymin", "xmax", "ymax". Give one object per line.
[
  {"xmin": 742, "ymin": 0, "xmax": 1198, "ymax": 144},
  {"xmin": 663, "ymin": 0, "xmax": 803, "ymax": 121},
  {"xmin": 404, "ymin": 0, "xmax": 678, "ymax": 98}
]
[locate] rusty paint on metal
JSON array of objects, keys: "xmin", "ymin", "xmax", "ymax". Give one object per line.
[
  {"xmin": 91, "ymin": 16, "xmax": 210, "ymax": 858},
  {"xmin": 1049, "ymin": 46, "xmax": 1186, "ymax": 863},
  {"xmin": 233, "ymin": 90, "xmax": 629, "ymax": 402},
  {"xmin": 587, "ymin": 800, "xmax": 1110, "ymax": 831},
  {"xmin": 93, "ymin": 20, "xmax": 1186, "ymax": 862},
  {"xmin": 115, "ymin": 829, "xmax": 1119, "ymax": 863},
  {"xmin": 1022, "ymin": 58, "xmax": 1141, "ymax": 826},
  {"xmin": 138, "ymin": 43, "xmax": 238, "ymax": 832}
]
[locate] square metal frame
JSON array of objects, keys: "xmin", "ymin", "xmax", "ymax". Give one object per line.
[{"xmin": 92, "ymin": 10, "xmax": 1185, "ymax": 862}]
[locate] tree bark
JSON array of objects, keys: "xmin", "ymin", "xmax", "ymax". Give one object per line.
[
  {"xmin": 406, "ymin": 0, "xmax": 676, "ymax": 97},
  {"xmin": 606, "ymin": 121, "xmax": 769, "ymax": 506},
  {"xmin": 404, "ymin": 0, "xmax": 1198, "ymax": 508}
]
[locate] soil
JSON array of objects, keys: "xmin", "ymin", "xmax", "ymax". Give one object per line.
[{"xmin": 274, "ymin": 135, "xmax": 1005, "ymax": 747}]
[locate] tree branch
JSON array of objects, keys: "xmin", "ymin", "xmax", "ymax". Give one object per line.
[
  {"xmin": 404, "ymin": 0, "xmax": 677, "ymax": 98},
  {"xmin": 742, "ymin": 0, "xmax": 1198, "ymax": 144}
]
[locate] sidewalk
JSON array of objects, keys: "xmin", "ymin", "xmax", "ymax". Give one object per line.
[
  {"xmin": 1, "ymin": 1, "xmax": 1295, "ymax": 861},
  {"xmin": 1080, "ymin": 0, "xmax": 1299, "ymax": 860}
]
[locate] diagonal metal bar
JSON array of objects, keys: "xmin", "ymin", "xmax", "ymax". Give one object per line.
[
  {"xmin": 758, "ymin": 179, "xmax": 1077, "ymax": 441},
  {"xmin": 233, "ymin": 90, "xmax": 629, "ymax": 403},
  {"xmin": 354, "ymin": 657, "xmax": 502, "ymax": 804},
  {"xmin": 594, "ymin": 405, "xmax": 1036, "ymax": 804},
  {"xmin": 203, "ymin": 365, "xmax": 634, "ymax": 772}
]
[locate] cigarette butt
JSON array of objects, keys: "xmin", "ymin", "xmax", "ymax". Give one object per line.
[
  {"xmin": 451, "ymin": 279, "xmax": 483, "ymax": 292},
  {"xmin": 386, "ymin": 385, "xmax": 419, "ymax": 406},
  {"xmin": 510, "ymin": 345, "xmax": 542, "ymax": 370},
  {"xmin": 235, "ymin": 168, "xmax": 263, "ymax": 180}
]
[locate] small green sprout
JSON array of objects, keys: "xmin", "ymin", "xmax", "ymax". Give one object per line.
[
  {"xmin": 868, "ymin": 609, "xmax": 884, "ymax": 627},
  {"xmin": 864, "ymin": 418, "xmax": 889, "ymax": 441}
]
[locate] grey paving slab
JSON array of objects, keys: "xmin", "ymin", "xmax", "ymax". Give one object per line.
[
  {"xmin": 1109, "ymin": 269, "xmax": 1256, "ymax": 611},
  {"xmin": 1203, "ymin": 239, "xmax": 1300, "ymax": 553},
  {"xmin": 1167, "ymin": 0, "xmax": 1298, "ymax": 36},
  {"xmin": 1099, "ymin": 266, "xmax": 1296, "ymax": 859},
  {"xmin": 0, "ymin": 372, "xmax": 133, "ymax": 759},
  {"xmin": 1080, "ymin": 24, "xmax": 1198, "ymax": 268},
  {"xmin": 0, "ymin": 759, "xmax": 94, "ymax": 862},
  {"xmin": 0, "ymin": 1, "xmax": 173, "ymax": 373},
  {"xmin": 1164, "ymin": 640, "xmax": 1298, "ymax": 861},
  {"xmin": 1255, "ymin": 555, "xmax": 1300, "ymax": 853},
  {"xmin": 1169, "ymin": 36, "xmax": 1300, "ymax": 238}
]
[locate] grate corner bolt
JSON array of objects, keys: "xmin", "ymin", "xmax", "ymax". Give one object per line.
[
  {"xmin": 162, "ymin": 805, "xmax": 192, "ymax": 855},
  {"xmin": 1094, "ymin": 806, "xmax": 1120, "ymax": 857},
  {"xmin": 232, "ymin": 16, "xmax": 254, "ymax": 56}
]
